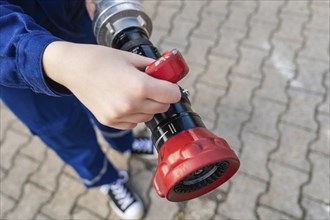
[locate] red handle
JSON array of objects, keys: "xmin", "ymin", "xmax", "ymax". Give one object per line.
[{"xmin": 145, "ymin": 49, "xmax": 189, "ymax": 83}]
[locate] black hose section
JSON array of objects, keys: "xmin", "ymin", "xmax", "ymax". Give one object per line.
[{"xmin": 112, "ymin": 27, "xmax": 205, "ymax": 151}]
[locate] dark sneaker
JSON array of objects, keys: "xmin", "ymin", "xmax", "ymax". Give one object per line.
[
  {"xmin": 124, "ymin": 137, "xmax": 157, "ymax": 160},
  {"xmin": 100, "ymin": 171, "xmax": 144, "ymax": 220}
]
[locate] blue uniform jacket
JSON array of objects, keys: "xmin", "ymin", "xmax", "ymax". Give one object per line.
[{"xmin": 0, "ymin": 0, "xmax": 96, "ymax": 96}]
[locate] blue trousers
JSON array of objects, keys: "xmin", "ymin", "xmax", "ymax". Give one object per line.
[{"xmin": 1, "ymin": 86, "xmax": 134, "ymax": 188}]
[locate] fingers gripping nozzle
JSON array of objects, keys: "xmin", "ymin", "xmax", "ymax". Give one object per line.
[{"xmin": 92, "ymin": 0, "xmax": 240, "ymax": 202}]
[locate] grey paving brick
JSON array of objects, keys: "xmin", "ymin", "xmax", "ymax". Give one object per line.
[
  {"xmin": 193, "ymin": 82, "xmax": 226, "ymax": 120},
  {"xmin": 179, "ymin": 62, "xmax": 205, "ymax": 89},
  {"xmin": 256, "ymin": 205, "xmax": 291, "ymax": 220},
  {"xmin": 152, "ymin": 5, "xmax": 178, "ymax": 31},
  {"xmin": 213, "ymin": 27, "xmax": 245, "ymax": 59},
  {"xmin": 260, "ymin": 161, "xmax": 308, "ymax": 218},
  {"xmin": 141, "ymin": 0, "xmax": 159, "ymax": 20},
  {"xmin": 281, "ymin": 0, "xmax": 309, "ymax": 17},
  {"xmin": 162, "ymin": 19, "xmax": 195, "ymax": 49},
  {"xmin": 319, "ymin": 72, "xmax": 330, "ymax": 115},
  {"xmin": 184, "ymin": 35, "xmax": 214, "ymax": 66},
  {"xmin": 20, "ymin": 137, "xmax": 46, "ymax": 162},
  {"xmin": 184, "ymin": 197, "xmax": 217, "ymax": 220},
  {"xmin": 220, "ymin": 75, "xmax": 260, "ymax": 111},
  {"xmin": 251, "ymin": 0, "xmax": 284, "ymax": 25},
  {"xmin": 0, "ymin": 168, "xmax": 5, "ymax": 180},
  {"xmin": 240, "ymin": 132, "xmax": 276, "ymax": 181},
  {"xmin": 159, "ymin": 0, "xmax": 181, "ymax": 8},
  {"xmin": 0, "ymin": 193, "xmax": 16, "ymax": 218},
  {"xmin": 300, "ymin": 30, "xmax": 330, "ymax": 63},
  {"xmin": 303, "ymin": 152, "xmax": 330, "ymax": 203},
  {"xmin": 35, "ymin": 213, "xmax": 51, "ymax": 220},
  {"xmin": 265, "ymin": 39, "xmax": 300, "ymax": 77},
  {"xmin": 217, "ymin": 173, "xmax": 266, "ymax": 219},
  {"xmin": 256, "ymin": 66, "xmax": 289, "ymax": 103},
  {"xmin": 150, "ymin": 27, "xmax": 168, "ymax": 46},
  {"xmin": 205, "ymin": 0, "xmax": 228, "ymax": 16},
  {"xmin": 281, "ymin": 89, "xmax": 323, "ymax": 131},
  {"xmin": 291, "ymin": 58, "xmax": 329, "ymax": 94},
  {"xmin": 308, "ymin": 1, "xmax": 330, "ymax": 32},
  {"xmin": 194, "ymin": 12, "xmax": 226, "ymax": 41},
  {"xmin": 41, "ymin": 174, "xmax": 85, "ymax": 219},
  {"xmin": 72, "ymin": 207, "xmax": 102, "ymax": 220},
  {"xmin": 10, "ymin": 120, "xmax": 30, "ymax": 136},
  {"xmin": 302, "ymin": 196, "xmax": 330, "ymax": 220},
  {"xmin": 75, "ymin": 188, "xmax": 109, "ymax": 219},
  {"xmin": 271, "ymin": 122, "xmax": 315, "ymax": 171},
  {"xmin": 0, "ymin": 130, "xmax": 30, "ymax": 170},
  {"xmin": 146, "ymin": 188, "xmax": 179, "ymax": 220},
  {"xmin": 232, "ymin": 46, "xmax": 267, "ymax": 80},
  {"xmin": 176, "ymin": 0, "xmax": 207, "ymax": 23},
  {"xmin": 243, "ymin": 21, "xmax": 274, "ymax": 51},
  {"xmin": 275, "ymin": 12, "xmax": 309, "ymax": 42},
  {"xmin": 199, "ymin": 54, "xmax": 236, "ymax": 88},
  {"xmin": 222, "ymin": 1, "xmax": 256, "ymax": 32},
  {"xmin": 311, "ymin": 114, "xmax": 330, "ymax": 155},
  {"xmin": 215, "ymin": 106, "xmax": 250, "ymax": 152},
  {"xmin": 5, "ymin": 182, "xmax": 50, "ymax": 219},
  {"xmin": 245, "ymin": 97, "xmax": 286, "ymax": 140},
  {"xmin": 106, "ymin": 148, "xmax": 129, "ymax": 172},
  {"xmin": 30, "ymin": 149, "xmax": 64, "ymax": 192},
  {"xmin": 0, "ymin": 104, "xmax": 17, "ymax": 142},
  {"xmin": 1, "ymin": 155, "xmax": 38, "ymax": 200}
]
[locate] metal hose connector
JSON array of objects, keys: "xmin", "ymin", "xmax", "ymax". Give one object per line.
[{"xmin": 92, "ymin": 0, "xmax": 152, "ymax": 47}]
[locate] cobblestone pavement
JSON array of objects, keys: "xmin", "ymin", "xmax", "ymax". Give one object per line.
[{"xmin": 1, "ymin": 0, "xmax": 329, "ymax": 219}]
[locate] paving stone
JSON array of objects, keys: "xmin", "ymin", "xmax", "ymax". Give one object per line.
[
  {"xmin": 275, "ymin": 12, "xmax": 308, "ymax": 42},
  {"xmin": 184, "ymin": 35, "xmax": 214, "ymax": 66},
  {"xmin": 0, "ymin": 129, "xmax": 30, "ymax": 170},
  {"xmin": 243, "ymin": 21, "xmax": 274, "ymax": 51},
  {"xmin": 159, "ymin": 0, "xmax": 181, "ymax": 8},
  {"xmin": 318, "ymin": 72, "xmax": 330, "ymax": 115},
  {"xmin": 232, "ymin": 46, "xmax": 267, "ymax": 80},
  {"xmin": 308, "ymin": 2, "xmax": 330, "ymax": 32},
  {"xmin": 302, "ymin": 196, "xmax": 330, "ymax": 220},
  {"xmin": 205, "ymin": 0, "xmax": 228, "ymax": 16},
  {"xmin": 311, "ymin": 113, "xmax": 330, "ymax": 155},
  {"xmin": 20, "ymin": 136, "xmax": 46, "ymax": 162},
  {"xmin": 0, "ymin": 103, "xmax": 17, "ymax": 142},
  {"xmin": 291, "ymin": 58, "xmax": 329, "ymax": 94},
  {"xmin": 251, "ymin": 0, "xmax": 284, "ymax": 25},
  {"xmin": 223, "ymin": 1, "xmax": 256, "ymax": 32},
  {"xmin": 199, "ymin": 54, "xmax": 236, "ymax": 88},
  {"xmin": 256, "ymin": 66, "xmax": 289, "ymax": 103},
  {"xmin": 5, "ymin": 182, "xmax": 50, "ymax": 219},
  {"xmin": 265, "ymin": 39, "xmax": 300, "ymax": 78},
  {"xmin": 300, "ymin": 31, "xmax": 330, "ymax": 63},
  {"xmin": 162, "ymin": 19, "xmax": 195, "ymax": 49},
  {"xmin": 30, "ymin": 149, "xmax": 64, "ymax": 192},
  {"xmin": 193, "ymin": 82, "xmax": 226, "ymax": 120},
  {"xmin": 179, "ymin": 62, "xmax": 205, "ymax": 89},
  {"xmin": 35, "ymin": 213, "xmax": 51, "ymax": 220},
  {"xmin": 281, "ymin": 0, "xmax": 309, "ymax": 17},
  {"xmin": 218, "ymin": 173, "xmax": 266, "ymax": 219},
  {"xmin": 260, "ymin": 161, "xmax": 308, "ymax": 218},
  {"xmin": 282, "ymin": 89, "xmax": 323, "ymax": 131},
  {"xmin": 72, "ymin": 207, "xmax": 102, "ymax": 220},
  {"xmin": 146, "ymin": 188, "xmax": 179, "ymax": 220},
  {"xmin": 10, "ymin": 120, "xmax": 30, "ymax": 136},
  {"xmin": 240, "ymin": 132, "xmax": 276, "ymax": 181},
  {"xmin": 41, "ymin": 174, "xmax": 85, "ymax": 219},
  {"xmin": 184, "ymin": 197, "xmax": 217, "ymax": 220},
  {"xmin": 215, "ymin": 106, "xmax": 249, "ymax": 152},
  {"xmin": 1, "ymin": 155, "xmax": 38, "ymax": 200},
  {"xmin": 176, "ymin": 0, "xmax": 207, "ymax": 23},
  {"xmin": 153, "ymin": 5, "xmax": 178, "ymax": 31},
  {"xmin": 245, "ymin": 97, "xmax": 285, "ymax": 140},
  {"xmin": 220, "ymin": 75, "xmax": 259, "ymax": 112},
  {"xmin": 256, "ymin": 205, "xmax": 291, "ymax": 220},
  {"xmin": 141, "ymin": 0, "xmax": 159, "ymax": 19},
  {"xmin": 303, "ymin": 152, "xmax": 330, "ymax": 203},
  {"xmin": 75, "ymin": 188, "xmax": 109, "ymax": 219},
  {"xmin": 150, "ymin": 27, "xmax": 168, "ymax": 46},
  {"xmin": 0, "ymin": 193, "xmax": 16, "ymax": 218},
  {"xmin": 0, "ymin": 168, "xmax": 5, "ymax": 180},
  {"xmin": 194, "ymin": 12, "xmax": 226, "ymax": 41},
  {"xmin": 106, "ymin": 148, "xmax": 129, "ymax": 171},
  {"xmin": 271, "ymin": 122, "xmax": 315, "ymax": 171},
  {"xmin": 213, "ymin": 27, "xmax": 245, "ymax": 59}
]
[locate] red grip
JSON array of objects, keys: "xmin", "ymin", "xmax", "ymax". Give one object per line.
[{"xmin": 145, "ymin": 49, "xmax": 189, "ymax": 83}]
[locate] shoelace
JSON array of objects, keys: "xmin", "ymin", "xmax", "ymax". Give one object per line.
[
  {"xmin": 100, "ymin": 171, "xmax": 134, "ymax": 211},
  {"xmin": 132, "ymin": 138, "xmax": 153, "ymax": 153}
]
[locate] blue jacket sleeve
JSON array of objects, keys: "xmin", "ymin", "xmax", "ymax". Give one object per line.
[{"xmin": 0, "ymin": 1, "xmax": 64, "ymax": 96}]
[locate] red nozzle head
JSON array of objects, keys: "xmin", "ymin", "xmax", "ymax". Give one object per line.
[{"xmin": 153, "ymin": 127, "xmax": 240, "ymax": 202}]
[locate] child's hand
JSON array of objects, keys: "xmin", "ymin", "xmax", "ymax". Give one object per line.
[{"xmin": 43, "ymin": 41, "xmax": 181, "ymax": 129}]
